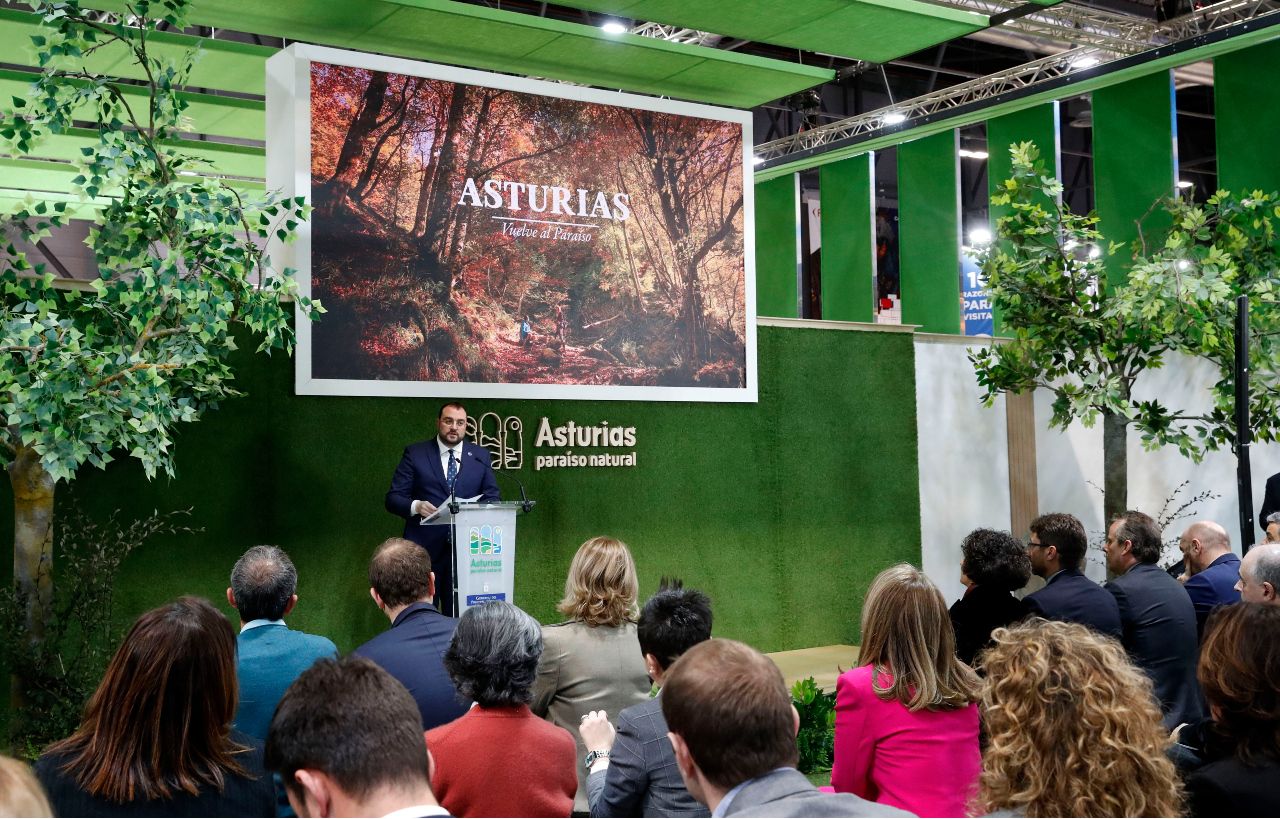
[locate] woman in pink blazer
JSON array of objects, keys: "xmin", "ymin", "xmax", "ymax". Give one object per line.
[{"xmin": 831, "ymin": 563, "xmax": 982, "ymax": 818}]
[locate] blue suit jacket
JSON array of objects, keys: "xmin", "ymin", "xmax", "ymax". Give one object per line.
[
  {"xmin": 1106, "ymin": 563, "xmax": 1204, "ymax": 728},
  {"xmin": 1022, "ymin": 568, "xmax": 1122, "ymax": 639},
  {"xmin": 385, "ymin": 438, "xmax": 500, "ymax": 558},
  {"xmin": 353, "ymin": 602, "xmax": 469, "ymax": 732},
  {"xmin": 1184, "ymin": 552, "xmax": 1242, "ymax": 636},
  {"xmin": 234, "ymin": 624, "xmax": 337, "ymax": 744}
]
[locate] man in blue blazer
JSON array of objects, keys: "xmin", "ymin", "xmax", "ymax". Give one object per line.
[
  {"xmin": 385, "ymin": 401, "xmax": 500, "ymax": 616},
  {"xmin": 353, "ymin": 537, "xmax": 469, "ymax": 732},
  {"xmin": 1022, "ymin": 512, "xmax": 1122, "ymax": 638},
  {"xmin": 1105, "ymin": 511, "xmax": 1203, "ymax": 729},
  {"xmin": 228, "ymin": 546, "xmax": 337, "ymax": 745},
  {"xmin": 1178, "ymin": 520, "xmax": 1242, "ymax": 637}
]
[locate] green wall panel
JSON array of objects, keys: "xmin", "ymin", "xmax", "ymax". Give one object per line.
[
  {"xmin": 1215, "ymin": 39, "xmax": 1280, "ymax": 194},
  {"xmin": 987, "ymin": 102, "xmax": 1060, "ymax": 335},
  {"xmin": 755, "ymin": 175, "xmax": 800, "ymax": 318},
  {"xmin": 899, "ymin": 130, "xmax": 961, "ymax": 334},
  {"xmin": 3, "ymin": 326, "xmax": 920, "ymax": 659},
  {"xmin": 819, "ymin": 154, "xmax": 876, "ymax": 322},
  {"xmin": 1093, "ymin": 72, "xmax": 1176, "ymax": 289}
]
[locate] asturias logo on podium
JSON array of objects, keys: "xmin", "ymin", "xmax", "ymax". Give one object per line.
[{"xmin": 469, "ymin": 525, "xmax": 503, "ymax": 555}]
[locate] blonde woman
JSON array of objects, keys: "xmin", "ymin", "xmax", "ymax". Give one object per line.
[
  {"xmin": 532, "ymin": 536, "xmax": 650, "ymax": 813},
  {"xmin": 831, "ymin": 563, "xmax": 981, "ymax": 817},
  {"xmin": 978, "ymin": 618, "xmax": 1183, "ymax": 817}
]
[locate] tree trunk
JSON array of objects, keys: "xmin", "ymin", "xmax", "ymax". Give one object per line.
[
  {"xmin": 10, "ymin": 446, "xmax": 54, "ymax": 642},
  {"xmin": 321, "ymin": 72, "xmax": 390, "ymax": 214},
  {"xmin": 1103, "ymin": 410, "xmax": 1128, "ymax": 526}
]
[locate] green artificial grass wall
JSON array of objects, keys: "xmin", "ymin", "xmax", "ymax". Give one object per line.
[{"xmin": 4, "ymin": 324, "xmax": 921, "ymax": 657}]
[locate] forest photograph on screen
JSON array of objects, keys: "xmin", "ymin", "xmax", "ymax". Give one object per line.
[{"xmin": 309, "ymin": 63, "xmax": 747, "ymax": 390}]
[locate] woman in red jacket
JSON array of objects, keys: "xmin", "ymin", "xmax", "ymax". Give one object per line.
[{"xmin": 427, "ymin": 601, "xmax": 577, "ymax": 818}]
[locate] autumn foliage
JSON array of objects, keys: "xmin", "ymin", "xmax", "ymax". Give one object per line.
[{"xmin": 309, "ymin": 64, "xmax": 747, "ymax": 388}]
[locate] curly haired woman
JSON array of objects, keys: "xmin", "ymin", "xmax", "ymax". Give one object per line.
[{"xmin": 976, "ymin": 618, "xmax": 1182, "ymax": 817}]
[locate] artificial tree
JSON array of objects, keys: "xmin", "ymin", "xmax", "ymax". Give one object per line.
[{"xmin": 972, "ymin": 141, "xmax": 1280, "ymax": 525}]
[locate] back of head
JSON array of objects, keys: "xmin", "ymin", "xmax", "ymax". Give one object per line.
[
  {"xmin": 266, "ymin": 656, "xmax": 429, "ymax": 804},
  {"xmin": 1029, "ymin": 513, "xmax": 1088, "ymax": 570},
  {"xmin": 1113, "ymin": 510, "xmax": 1163, "ymax": 564},
  {"xmin": 49, "ymin": 596, "xmax": 244, "ymax": 803},
  {"xmin": 1244, "ymin": 542, "xmax": 1280, "ymax": 597},
  {"xmin": 859, "ymin": 563, "xmax": 979, "ymax": 710},
  {"xmin": 978, "ymin": 618, "xmax": 1181, "ymax": 817},
  {"xmin": 557, "ymin": 536, "xmax": 638, "ymax": 627},
  {"xmin": 369, "ymin": 538, "xmax": 432, "ymax": 608},
  {"xmin": 960, "ymin": 529, "xmax": 1032, "ymax": 591},
  {"xmin": 230, "ymin": 545, "xmax": 297, "ymax": 621},
  {"xmin": 661, "ymin": 639, "xmax": 796, "ymax": 790},
  {"xmin": 443, "ymin": 601, "xmax": 542, "ymax": 707},
  {"xmin": 638, "ymin": 578, "xmax": 713, "ymax": 670},
  {"xmin": 1198, "ymin": 603, "xmax": 1280, "ymax": 763},
  {"xmin": 0, "ymin": 755, "xmax": 52, "ymax": 817}
]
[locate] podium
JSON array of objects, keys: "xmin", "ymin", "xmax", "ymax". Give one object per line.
[{"xmin": 422, "ymin": 501, "xmax": 531, "ymax": 616}]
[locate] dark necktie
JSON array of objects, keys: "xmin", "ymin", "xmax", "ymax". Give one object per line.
[{"xmin": 446, "ymin": 450, "xmax": 458, "ymax": 492}]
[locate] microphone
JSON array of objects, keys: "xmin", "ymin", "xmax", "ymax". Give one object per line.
[
  {"xmin": 494, "ymin": 469, "xmax": 536, "ymax": 514},
  {"xmin": 447, "ymin": 451, "xmax": 460, "ymax": 515}
]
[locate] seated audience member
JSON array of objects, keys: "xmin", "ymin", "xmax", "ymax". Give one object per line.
[
  {"xmin": 533, "ymin": 536, "xmax": 651, "ymax": 813},
  {"xmin": 35, "ymin": 597, "xmax": 274, "ymax": 817},
  {"xmin": 0, "ymin": 755, "xmax": 52, "ymax": 817},
  {"xmin": 662, "ymin": 639, "xmax": 908, "ymax": 818},
  {"xmin": 1184, "ymin": 603, "xmax": 1280, "ymax": 818},
  {"xmin": 976, "ymin": 619, "xmax": 1182, "ymax": 817},
  {"xmin": 1104, "ymin": 510, "xmax": 1203, "ymax": 728},
  {"xmin": 353, "ymin": 537, "xmax": 468, "ymax": 732},
  {"xmin": 1179, "ymin": 521, "xmax": 1242, "ymax": 635},
  {"xmin": 1234, "ymin": 542, "xmax": 1280, "ymax": 605},
  {"xmin": 265, "ymin": 656, "xmax": 447, "ymax": 818},
  {"xmin": 1264, "ymin": 512, "xmax": 1280, "ymax": 544},
  {"xmin": 1022, "ymin": 512, "xmax": 1122, "ymax": 637},
  {"xmin": 578, "ymin": 580, "xmax": 713, "ymax": 818},
  {"xmin": 947, "ymin": 529, "xmax": 1032, "ymax": 665},
  {"xmin": 428, "ymin": 601, "xmax": 577, "ymax": 817},
  {"xmin": 832, "ymin": 564, "xmax": 980, "ymax": 818},
  {"xmin": 227, "ymin": 545, "xmax": 336, "ymax": 744}
]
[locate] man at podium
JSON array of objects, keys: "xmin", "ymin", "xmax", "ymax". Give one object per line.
[{"xmin": 386, "ymin": 401, "xmax": 500, "ymax": 616}]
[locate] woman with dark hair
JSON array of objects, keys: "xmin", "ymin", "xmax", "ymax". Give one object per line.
[
  {"xmin": 1186, "ymin": 602, "xmax": 1280, "ymax": 817},
  {"xmin": 532, "ymin": 536, "xmax": 650, "ymax": 812},
  {"xmin": 427, "ymin": 601, "xmax": 577, "ymax": 817},
  {"xmin": 948, "ymin": 528, "xmax": 1032, "ymax": 665},
  {"xmin": 35, "ymin": 596, "xmax": 273, "ymax": 817},
  {"xmin": 831, "ymin": 564, "xmax": 981, "ymax": 818}
]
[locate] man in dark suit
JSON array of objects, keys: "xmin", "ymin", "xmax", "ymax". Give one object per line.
[
  {"xmin": 1178, "ymin": 520, "xmax": 1241, "ymax": 636},
  {"xmin": 386, "ymin": 401, "xmax": 500, "ymax": 616},
  {"xmin": 1104, "ymin": 510, "xmax": 1203, "ymax": 729},
  {"xmin": 579, "ymin": 581, "xmax": 713, "ymax": 818},
  {"xmin": 353, "ymin": 538, "xmax": 468, "ymax": 732},
  {"xmin": 1022, "ymin": 512, "xmax": 1122, "ymax": 638},
  {"xmin": 662, "ymin": 639, "xmax": 908, "ymax": 818},
  {"xmin": 1258, "ymin": 470, "xmax": 1280, "ymax": 533},
  {"xmin": 227, "ymin": 545, "xmax": 337, "ymax": 744}
]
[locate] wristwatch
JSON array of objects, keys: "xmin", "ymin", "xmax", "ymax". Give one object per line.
[{"xmin": 584, "ymin": 749, "xmax": 611, "ymax": 771}]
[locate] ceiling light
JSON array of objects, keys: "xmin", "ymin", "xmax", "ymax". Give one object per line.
[
  {"xmin": 1070, "ymin": 55, "xmax": 1101, "ymax": 70},
  {"xmin": 600, "ymin": 21, "xmax": 627, "ymax": 34},
  {"xmin": 1177, "ymin": 259, "xmax": 1192, "ymax": 271},
  {"xmin": 958, "ymin": 149, "xmax": 989, "ymax": 160},
  {"xmin": 752, "ymin": 156, "xmax": 765, "ymax": 166},
  {"xmin": 883, "ymin": 112, "xmax": 907, "ymax": 125},
  {"xmin": 1088, "ymin": 245, "xmax": 1102, "ymax": 259},
  {"xmin": 1177, "ymin": 179, "xmax": 1193, "ymax": 189},
  {"xmin": 968, "ymin": 227, "xmax": 993, "ymax": 246}
]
